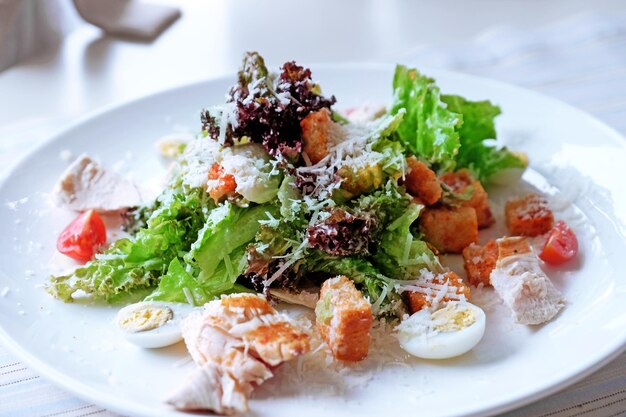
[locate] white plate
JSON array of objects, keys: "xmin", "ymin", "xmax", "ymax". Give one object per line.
[{"xmin": 1, "ymin": 65, "xmax": 626, "ymax": 417}]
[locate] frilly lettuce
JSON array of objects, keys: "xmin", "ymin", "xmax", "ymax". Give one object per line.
[
  {"xmin": 47, "ymin": 188, "xmax": 210, "ymax": 303},
  {"xmin": 390, "ymin": 65, "xmax": 526, "ymax": 182},
  {"xmin": 390, "ymin": 65, "xmax": 461, "ymax": 169}
]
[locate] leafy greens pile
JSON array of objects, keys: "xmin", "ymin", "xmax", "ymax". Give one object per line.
[{"xmin": 47, "ymin": 53, "xmax": 525, "ymax": 314}]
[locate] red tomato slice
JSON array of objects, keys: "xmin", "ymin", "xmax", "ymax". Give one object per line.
[
  {"xmin": 539, "ymin": 220, "xmax": 578, "ymax": 265},
  {"xmin": 57, "ymin": 209, "xmax": 107, "ymax": 262}
]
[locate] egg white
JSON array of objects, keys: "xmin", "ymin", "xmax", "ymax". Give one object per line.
[
  {"xmin": 396, "ymin": 301, "xmax": 486, "ymax": 360},
  {"xmin": 116, "ymin": 301, "xmax": 197, "ymax": 349}
]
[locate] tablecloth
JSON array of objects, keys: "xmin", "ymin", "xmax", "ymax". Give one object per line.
[{"xmin": 1, "ymin": 11, "xmax": 626, "ymax": 417}]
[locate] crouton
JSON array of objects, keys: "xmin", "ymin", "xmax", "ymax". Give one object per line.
[
  {"xmin": 300, "ymin": 108, "xmax": 332, "ymax": 164},
  {"xmin": 404, "ymin": 156, "xmax": 442, "ymax": 206},
  {"xmin": 406, "ymin": 271, "xmax": 471, "ymax": 314},
  {"xmin": 505, "ymin": 193, "xmax": 554, "ymax": 236},
  {"xmin": 462, "ymin": 240, "xmax": 498, "ymax": 287},
  {"xmin": 420, "ymin": 206, "xmax": 478, "ymax": 253},
  {"xmin": 315, "ymin": 275, "xmax": 373, "ymax": 362},
  {"xmin": 440, "ymin": 169, "xmax": 495, "ymax": 228}
]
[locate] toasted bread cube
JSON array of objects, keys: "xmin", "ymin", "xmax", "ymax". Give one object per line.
[
  {"xmin": 505, "ymin": 193, "xmax": 554, "ymax": 236},
  {"xmin": 406, "ymin": 272, "xmax": 471, "ymax": 313},
  {"xmin": 300, "ymin": 109, "xmax": 332, "ymax": 165},
  {"xmin": 440, "ymin": 169, "xmax": 495, "ymax": 228},
  {"xmin": 420, "ymin": 206, "xmax": 478, "ymax": 253},
  {"xmin": 462, "ymin": 240, "xmax": 498, "ymax": 287},
  {"xmin": 315, "ymin": 275, "xmax": 373, "ymax": 362},
  {"xmin": 404, "ymin": 156, "xmax": 442, "ymax": 206}
]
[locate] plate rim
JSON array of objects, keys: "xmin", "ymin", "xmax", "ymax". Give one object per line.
[{"xmin": 1, "ymin": 63, "xmax": 625, "ymax": 417}]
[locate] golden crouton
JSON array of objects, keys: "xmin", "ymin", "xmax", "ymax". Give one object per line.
[
  {"xmin": 315, "ymin": 276, "xmax": 373, "ymax": 362},
  {"xmin": 440, "ymin": 169, "xmax": 495, "ymax": 228},
  {"xmin": 406, "ymin": 271, "xmax": 471, "ymax": 313},
  {"xmin": 420, "ymin": 206, "xmax": 478, "ymax": 253},
  {"xmin": 404, "ymin": 156, "xmax": 442, "ymax": 206},
  {"xmin": 300, "ymin": 108, "xmax": 332, "ymax": 164},
  {"xmin": 505, "ymin": 193, "xmax": 554, "ymax": 236},
  {"xmin": 462, "ymin": 240, "xmax": 498, "ymax": 287}
]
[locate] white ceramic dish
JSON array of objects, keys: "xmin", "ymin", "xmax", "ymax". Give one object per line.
[{"xmin": 1, "ymin": 65, "xmax": 625, "ymax": 417}]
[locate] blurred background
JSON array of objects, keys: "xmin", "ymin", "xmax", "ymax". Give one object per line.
[
  {"xmin": 1, "ymin": 1, "xmax": 626, "ymax": 416},
  {"xmin": 1, "ymin": 0, "xmax": 625, "ymax": 131}
]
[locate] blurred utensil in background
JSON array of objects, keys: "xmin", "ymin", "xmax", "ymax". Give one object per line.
[
  {"xmin": 72, "ymin": 0, "xmax": 180, "ymax": 40},
  {"xmin": 0, "ymin": 0, "xmax": 180, "ymax": 73}
]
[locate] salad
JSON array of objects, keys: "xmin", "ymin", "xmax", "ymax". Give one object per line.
[{"xmin": 46, "ymin": 52, "xmax": 579, "ymax": 415}]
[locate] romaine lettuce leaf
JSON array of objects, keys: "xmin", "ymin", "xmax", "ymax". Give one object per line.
[
  {"xmin": 441, "ymin": 95, "xmax": 526, "ymax": 182},
  {"xmin": 187, "ymin": 202, "xmax": 277, "ymax": 280},
  {"xmin": 441, "ymin": 95, "xmax": 500, "ymax": 144},
  {"xmin": 147, "ymin": 250, "xmax": 252, "ymax": 305},
  {"xmin": 146, "ymin": 258, "xmax": 207, "ymax": 304},
  {"xmin": 375, "ymin": 203, "xmax": 443, "ymax": 280}
]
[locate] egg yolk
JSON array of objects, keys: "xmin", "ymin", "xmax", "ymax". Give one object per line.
[
  {"xmin": 118, "ymin": 305, "xmax": 173, "ymax": 333},
  {"xmin": 432, "ymin": 304, "xmax": 477, "ymax": 332}
]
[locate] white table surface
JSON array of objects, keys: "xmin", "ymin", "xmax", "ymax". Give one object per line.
[{"xmin": 1, "ymin": 1, "xmax": 626, "ymax": 417}]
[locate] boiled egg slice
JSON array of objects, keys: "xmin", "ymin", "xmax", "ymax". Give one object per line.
[
  {"xmin": 396, "ymin": 301, "xmax": 486, "ymax": 360},
  {"xmin": 116, "ymin": 301, "xmax": 197, "ymax": 349}
]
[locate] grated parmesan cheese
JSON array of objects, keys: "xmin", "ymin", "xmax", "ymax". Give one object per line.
[
  {"xmin": 255, "ymin": 308, "xmax": 409, "ymax": 398},
  {"xmin": 392, "ymin": 269, "xmax": 467, "ymax": 307},
  {"xmin": 179, "ymin": 138, "xmax": 221, "ymax": 189}
]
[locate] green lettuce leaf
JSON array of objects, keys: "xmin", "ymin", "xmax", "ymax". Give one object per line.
[
  {"xmin": 441, "ymin": 95, "xmax": 526, "ymax": 182},
  {"xmin": 187, "ymin": 203, "xmax": 277, "ymax": 280},
  {"xmin": 351, "ymin": 179, "xmax": 410, "ymax": 225},
  {"xmin": 390, "ymin": 65, "xmax": 461, "ymax": 168},
  {"xmin": 375, "ymin": 203, "xmax": 443, "ymax": 280},
  {"xmin": 47, "ymin": 188, "xmax": 210, "ymax": 303},
  {"xmin": 146, "ymin": 258, "xmax": 207, "ymax": 304},
  {"xmin": 370, "ymin": 112, "xmax": 407, "ymax": 176},
  {"xmin": 147, "ymin": 250, "xmax": 251, "ymax": 305},
  {"xmin": 301, "ymin": 251, "xmax": 405, "ymax": 316}
]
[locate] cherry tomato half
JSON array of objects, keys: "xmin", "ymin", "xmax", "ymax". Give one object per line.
[
  {"xmin": 539, "ymin": 220, "xmax": 578, "ymax": 265},
  {"xmin": 57, "ymin": 209, "xmax": 107, "ymax": 262}
]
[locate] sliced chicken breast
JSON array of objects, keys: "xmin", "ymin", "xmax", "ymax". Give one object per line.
[
  {"xmin": 490, "ymin": 236, "xmax": 565, "ymax": 325},
  {"xmin": 165, "ymin": 294, "xmax": 310, "ymax": 415},
  {"xmin": 53, "ymin": 154, "xmax": 142, "ymax": 211}
]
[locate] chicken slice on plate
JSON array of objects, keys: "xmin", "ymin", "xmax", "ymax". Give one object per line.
[
  {"xmin": 53, "ymin": 154, "xmax": 143, "ymax": 211},
  {"xmin": 165, "ymin": 293, "xmax": 310, "ymax": 415},
  {"xmin": 490, "ymin": 236, "xmax": 565, "ymax": 325}
]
